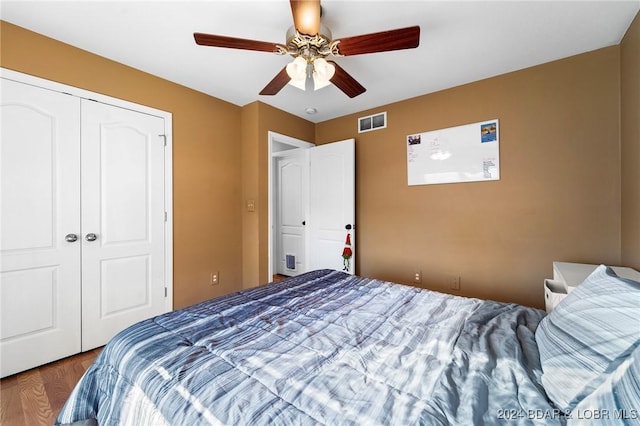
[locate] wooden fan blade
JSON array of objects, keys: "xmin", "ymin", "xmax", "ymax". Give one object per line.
[
  {"xmin": 194, "ymin": 33, "xmax": 280, "ymax": 53},
  {"xmin": 259, "ymin": 67, "xmax": 291, "ymax": 96},
  {"xmin": 335, "ymin": 26, "xmax": 420, "ymax": 56},
  {"xmin": 327, "ymin": 61, "xmax": 366, "ymax": 98},
  {"xmin": 290, "ymin": 0, "xmax": 321, "ymax": 36}
]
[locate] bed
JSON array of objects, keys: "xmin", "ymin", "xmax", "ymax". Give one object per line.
[{"xmin": 56, "ymin": 267, "xmax": 639, "ymax": 425}]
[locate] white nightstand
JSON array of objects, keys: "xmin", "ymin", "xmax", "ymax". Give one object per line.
[{"xmin": 544, "ymin": 262, "xmax": 640, "ymax": 313}]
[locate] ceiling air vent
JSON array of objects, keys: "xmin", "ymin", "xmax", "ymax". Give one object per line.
[{"xmin": 358, "ymin": 112, "xmax": 387, "ymax": 133}]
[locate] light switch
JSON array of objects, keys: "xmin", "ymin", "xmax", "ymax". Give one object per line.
[{"xmin": 246, "ymin": 199, "xmax": 256, "ymax": 212}]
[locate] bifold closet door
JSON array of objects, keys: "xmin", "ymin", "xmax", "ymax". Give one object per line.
[
  {"xmin": 80, "ymin": 100, "xmax": 166, "ymax": 351},
  {"xmin": 0, "ymin": 78, "xmax": 82, "ymax": 378}
]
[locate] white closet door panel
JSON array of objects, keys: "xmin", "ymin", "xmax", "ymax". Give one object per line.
[
  {"xmin": 0, "ymin": 78, "xmax": 81, "ymax": 378},
  {"xmin": 2, "ymin": 108, "xmax": 55, "ymax": 251},
  {"xmin": 81, "ymin": 100, "xmax": 166, "ymax": 351}
]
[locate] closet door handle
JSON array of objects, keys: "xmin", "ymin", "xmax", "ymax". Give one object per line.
[
  {"xmin": 65, "ymin": 233, "xmax": 78, "ymax": 242},
  {"xmin": 85, "ymin": 233, "xmax": 98, "ymax": 242}
]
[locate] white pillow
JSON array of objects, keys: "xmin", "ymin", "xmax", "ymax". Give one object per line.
[
  {"xmin": 568, "ymin": 341, "xmax": 640, "ymax": 425},
  {"xmin": 535, "ymin": 265, "xmax": 640, "ymax": 410}
]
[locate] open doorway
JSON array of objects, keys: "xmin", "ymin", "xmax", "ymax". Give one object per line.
[
  {"xmin": 268, "ymin": 132, "xmax": 314, "ymax": 280},
  {"xmin": 267, "ymin": 131, "xmax": 356, "ymax": 281}
]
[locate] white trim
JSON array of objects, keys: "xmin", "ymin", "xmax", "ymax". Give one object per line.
[
  {"xmin": 162, "ymin": 110, "xmax": 174, "ymax": 312},
  {"xmin": 267, "ymin": 131, "xmax": 314, "ymax": 282},
  {"xmin": 1, "ymin": 68, "xmax": 174, "ymax": 311},
  {"xmin": 1, "ymin": 68, "xmax": 167, "ymax": 119}
]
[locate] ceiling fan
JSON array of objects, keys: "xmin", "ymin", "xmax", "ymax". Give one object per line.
[{"xmin": 194, "ymin": 0, "xmax": 420, "ymax": 98}]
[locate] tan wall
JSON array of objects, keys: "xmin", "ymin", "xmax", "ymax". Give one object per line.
[
  {"xmin": 1, "ymin": 21, "xmax": 244, "ymax": 309},
  {"xmin": 241, "ymin": 103, "xmax": 261, "ymax": 288},
  {"xmin": 3, "ymin": 18, "xmax": 635, "ymax": 311},
  {"xmin": 240, "ymin": 102, "xmax": 315, "ymax": 288},
  {"xmin": 621, "ymin": 13, "xmax": 640, "ymax": 270},
  {"xmin": 316, "ymin": 47, "xmax": 622, "ymax": 309}
]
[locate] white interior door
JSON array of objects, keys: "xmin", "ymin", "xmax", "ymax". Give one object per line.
[
  {"xmin": 307, "ymin": 139, "xmax": 356, "ymax": 274},
  {"xmin": 80, "ymin": 100, "xmax": 167, "ymax": 351},
  {"xmin": 0, "ymin": 78, "xmax": 82, "ymax": 377},
  {"xmin": 275, "ymin": 149, "xmax": 307, "ymax": 276}
]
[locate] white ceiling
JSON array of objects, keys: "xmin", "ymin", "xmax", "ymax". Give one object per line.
[{"xmin": 2, "ymin": 1, "xmax": 638, "ymax": 123}]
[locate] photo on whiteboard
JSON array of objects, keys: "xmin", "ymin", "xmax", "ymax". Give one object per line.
[
  {"xmin": 408, "ymin": 134, "xmax": 422, "ymax": 145},
  {"xmin": 481, "ymin": 122, "xmax": 497, "ymax": 143}
]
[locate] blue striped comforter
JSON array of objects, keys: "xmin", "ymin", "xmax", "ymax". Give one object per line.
[{"xmin": 56, "ymin": 270, "xmax": 558, "ymax": 425}]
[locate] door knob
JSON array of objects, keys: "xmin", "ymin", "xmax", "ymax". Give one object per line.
[
  {"xmin": 65, "ymin": 234, "xmax": 78, "ymax": 242},
  {"xmin": 85, "ymin": 233, "xmax": 98, "ymax": 242}
]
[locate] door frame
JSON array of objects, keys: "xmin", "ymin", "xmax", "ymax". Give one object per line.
[
  {"xmin": 0, "ymin": 68, "xmax": 174, "ymax": 311},
  {"xmin": 267, "ymin": 131, "xmax": 314, "ymax": 281}
]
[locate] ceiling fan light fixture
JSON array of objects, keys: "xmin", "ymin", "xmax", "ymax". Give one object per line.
[
  {"xmin": 312, "ymin": 57, "xmax": 335, "ymax": 90},
  {"xmin": 286, "ymin": 56, "xmax": 308, "ymax": 90},
  {"xmin": 286, "ymin": 56, "xmax": 307, "ymax": 79}
]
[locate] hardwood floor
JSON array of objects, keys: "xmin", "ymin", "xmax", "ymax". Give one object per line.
[{"xmin": 0, "ymin": 348, "xmax": 101, "ymax": 426}]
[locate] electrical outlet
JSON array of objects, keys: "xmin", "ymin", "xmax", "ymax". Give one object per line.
[
  {"xmin": 413, "ymin": 270, "xmax": 422, "ymax": 284},
  {"xmin": 210, "ymin": 271, "xmax": 219, "ymax": 286},
  {"xmin": 450, "ymin": 275, "xmax": 461, "ymax": 291}
]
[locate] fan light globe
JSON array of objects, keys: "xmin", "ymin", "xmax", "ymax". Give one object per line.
[
  {"xmin": 312, "ymin": 58, "xmax": 335, "ymax": 90},
  {"xmin": 286, "ymin": 56, "xmax": 307, "ymax": 90}
]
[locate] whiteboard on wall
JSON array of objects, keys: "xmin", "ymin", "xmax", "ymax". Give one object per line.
[{"xmin": 407, "ymin": 119, "xmax": 499, "ymax": 186}]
